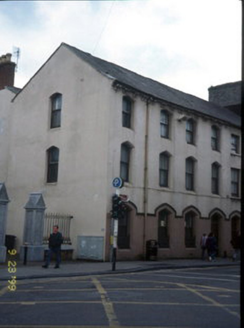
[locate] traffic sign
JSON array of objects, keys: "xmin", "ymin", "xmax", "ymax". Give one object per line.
[{"xmin": 112, "ymin": 177, "xmax": 124, "ymax": 189}]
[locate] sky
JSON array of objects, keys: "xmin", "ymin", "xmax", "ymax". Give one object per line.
[{"xmin": 0, "ymin": 0, "xmax": 241, "ymax": 100}]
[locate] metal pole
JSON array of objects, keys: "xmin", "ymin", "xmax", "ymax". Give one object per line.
[
  {"xmin": 23, "ymin": 243, "xmax": 28, "ymax": 265},
  {"xmin": 240, "ymin": 0, "xmax": 244, "ymax": 321},
  {"xmin": 112, "ymin": 218, "xmax": 118, "ymax": 271},
  {"xmin": 112, "ymin": 189, "xmax": 120, "ymax": 271}
]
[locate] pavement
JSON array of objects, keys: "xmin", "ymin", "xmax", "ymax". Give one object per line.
[{"xmin": 0, "ymin": 257, "xmax": 240, "ymax": 281}]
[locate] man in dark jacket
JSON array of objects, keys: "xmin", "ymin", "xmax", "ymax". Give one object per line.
[{"xmin": 42, "ymin": 225, "xmax": 63, "ymax": 268}]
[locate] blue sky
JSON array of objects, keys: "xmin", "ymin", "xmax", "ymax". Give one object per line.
[{"xmin": 0, "ymin": 0, "xmax": 241, "ymax": 100}]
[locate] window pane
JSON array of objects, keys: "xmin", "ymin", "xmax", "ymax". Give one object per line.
[
  {"xmin": 231, "ymin": 168, "xmax": 239, "ymax": 197},
  {"xmin": 186, "ymin": 159, "xmax": 193, "ymax": 173},
  {"xmin": 186, "ymin": 159, "xmax": 194, "ymax": 190},
  {"xmin": 53, "ymin": 94, "xmax": 62, "ymax": 110},
  {"xmin": 47, "ymin": 147, "xmax": 59, "ymax": 183},
  {"xmin": 50, "ymin": 148, "xmax": 59, "ymax": 163},
  {"xmin": 121, "ymin": 145, "xmax": 129, "ymax": 163},
  {"xmin": 122, "ymin": 97, "xmax": 132, "ymax": 128},
  {"xmin": 160, "ymin": 111, "xmax": 169, "ymax": 138},
  {"xmin": 120, "ymin": 144, "xmax": 130, "ymax": 182},
  {"xmin": 51, "ymin": 110, "xmax": 61, "ymax": 128},
  {"xmin": 212, "ymin": 126, "xmax": 217, "ymax": 138},
  {"xmin": 120, "ymin": 163, "xmax": 128, "ymax": 182},
  {"xmin": 186, "ymin": 120, "xmax": 194, "ymax": 144},
  {"xmin": 211, "ymin": 126, "xmax": 219, "ymax": 150},
  {"xmin": 160, "ymin": 124, "xmax": 168, "ymax": 138},
  {"xmin": 160, "ymin": 111, "xmax": 169, "ymax": 124},
  {"xmin": 160, "ymin": 170, "xmax": 168, "ymax": 187},
  {"xmin": 186, "ymin": 120, "xmax": 193, "ymax": 132},
  {"xmin": 231, "ymin": 135, "xmax": 239, "ymax": 153},
  {"xmin": 51, "ymin": 94, "xmax": 62, "ymax": 128},
  {"xmin": 159, "ymin": 154, "xmax": 169, "ymax": 187}
]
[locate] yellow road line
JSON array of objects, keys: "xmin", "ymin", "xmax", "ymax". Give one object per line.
[
  {"xmin": 0, "ymin": 300, "xmax": 239, "ymax": 307},
  {"xmin": 178, "ymin": 283, "xmax": 240, "ymax": 319},
  {"xmin": 15, "ymin": 288, "xmax": 96, "ymax": 292},
  {"xmin": 92, "ymin": 277, "xmax": 120, "ymax": 327},
  {"xmin": 0, "ymin": 325, "xmax": 188, "ymax": 328},
  {"xmin": 0, "ymin": 286, "xmax": 8, "ymax": 297},
  {"xmin": 104, "ymin": 276, "xmax": 239, "ymax": 293}
]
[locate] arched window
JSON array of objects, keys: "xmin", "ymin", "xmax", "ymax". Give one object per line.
[
  {"xmin": 158, "ymin": 209, "xmax": 170, "ymax": 248},
  {"xmin": 185, "ymin": 157, "xmax": 195, "ymax": 191},
  {"xmin": 211, "ymin": 125, "xmax": 220, "ymax": 151},
  {"xmin": 231, "ymin": 168, "xmax": 240, "ymax": 197},
  {"xmin": 50, "ymin": 93, "xmax": 62, "ymax": 128},
  {"xmin": 160, "ymin": 110, "xmax": 170, "ymax": 138},
  {"xmin": 47, "ymin": 146, "xmax": 59, "ymax": 183},
  {"xmin": 184, "ymin": 211, "xmax": 196, "ymax": 247},
  {"xmin": 122, "ymin": 96, "xmax": 132, "ymax": 128},
  {"xmin": 186, "ymin": 119, "xmax": 195, "ymax": 144},
  {"xmin": 120, "ymin": 142, "xmax": 132, "ymax": 182},
  {"xmin": 159, "ymin": 152, "xmax": 170, "ymax": 187},
  {"xmin": 212, "ymin": 162, "xmax": 220, "ymax": 194}
]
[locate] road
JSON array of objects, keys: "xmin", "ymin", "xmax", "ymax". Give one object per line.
[{"xmin": 0, "ymin": 265, "xmax": 240, "ymax": 328}]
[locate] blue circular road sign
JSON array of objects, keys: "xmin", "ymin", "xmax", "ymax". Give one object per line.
[{"xmin": 112, "ymin": 177, "xmax": 124, "ymax": 189}]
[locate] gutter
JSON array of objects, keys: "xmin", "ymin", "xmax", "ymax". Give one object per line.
[{"xmin": 143, "ymin": 99, "xmax": 150, "ymax": 258}]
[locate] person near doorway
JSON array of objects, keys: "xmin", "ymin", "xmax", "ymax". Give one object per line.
[
  {"xmin": 206, "ymin": 232, "xmax": 217, "ymax": 262},
  {"xmin": 200, "ymin": 233, "xmax": 208, "ymax": 260},
  {"xmin": 42, "ymin": 225, "xmax": 63, "ymax": 268},
  {"xmin": 230, "ymin": 231, "xmax": 241, "ymax": 261}
]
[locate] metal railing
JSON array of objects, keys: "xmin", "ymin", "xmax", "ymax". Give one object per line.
[{"xmin": 43, "ymin": 213, "xmax": 73, "ymax": 245}]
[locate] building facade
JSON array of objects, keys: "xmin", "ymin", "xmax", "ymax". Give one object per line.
[{"xmin": 0, "ymin": 44, "xmax": 241, "ymax": 260}]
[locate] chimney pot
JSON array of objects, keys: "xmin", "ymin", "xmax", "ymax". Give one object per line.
[
  {"xmin": 0, "ymin": 52, "xmax": 16, "ymax": 90},
  {"xmin": 6, "ymin": 53, "xmax": 12, "ymax": 62},
  {"xmin": 1, "ymin": 55, "xmax": 6, "ymax": 63}
]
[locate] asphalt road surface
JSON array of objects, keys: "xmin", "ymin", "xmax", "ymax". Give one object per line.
[{"xmin": 0, "ymin": 265, "xmax": 240, "ymax": 328}]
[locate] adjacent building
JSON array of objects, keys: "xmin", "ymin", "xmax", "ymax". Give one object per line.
[{"xmin": 0, "ymin": 43, "xmax": 241, "ymax": 260}]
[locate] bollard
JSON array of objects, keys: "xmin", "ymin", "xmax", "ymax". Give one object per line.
[
  {"xmin": 23, "ymin": 243, "xmax": 28, "ymax": 265},
  {"xmin": 112, "ymin": 247, "xmax": 116, "ymax": 271}
]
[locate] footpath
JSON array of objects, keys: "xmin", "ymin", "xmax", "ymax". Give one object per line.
[{"xmin": 0, "ymin": 257, "xmax": 239, "ymax": 281}]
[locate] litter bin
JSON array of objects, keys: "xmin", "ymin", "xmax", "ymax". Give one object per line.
[
  {"xmin": 146, "ymin": 239, "xmax": 158, "ymax": 261},
  {"xmin": 5, "ymin": 235, "xmax": 16, "ymax": 251}
]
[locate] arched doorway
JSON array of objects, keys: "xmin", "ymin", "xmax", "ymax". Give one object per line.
[
  {"xmin": 231, "ymin": 215, "xmax": 240, "ymax": 240},
  {"xmin": 210, "ymin": 212, "xmax": 223, "ymax": 256},
  {"xmin": 158, "ymin": 209, "xmax": 170, "ymax": 248}
]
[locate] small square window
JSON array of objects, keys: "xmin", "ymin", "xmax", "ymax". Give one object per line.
[{"xmin": 231, "ymin": 135, "xmax": 240, "ymax": 154}]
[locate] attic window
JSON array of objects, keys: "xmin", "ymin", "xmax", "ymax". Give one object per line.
[
  {"xmin": 50, "ymin": 93, "xmax": 62, "ymax": 128},
  {"xmin": 122, "ymin": 96, "xmax": 132, "ymax": 129}
]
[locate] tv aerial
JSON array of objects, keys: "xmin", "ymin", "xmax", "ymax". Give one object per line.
[{"xmin": 12, "ymin": 46, "xmax": 20, "ymax": 71}]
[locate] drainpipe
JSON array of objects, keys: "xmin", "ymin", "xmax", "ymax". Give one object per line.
[{"xmin": 143, "ymin": 98, "xmax": 150, "ymax": 258}]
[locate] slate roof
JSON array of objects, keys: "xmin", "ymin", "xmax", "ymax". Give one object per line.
[
  {"xmin": 208, "ymin": 81, "xmax": 241, "ymax": 107},
  {"xmin": 64, "ymin": 43, "xmax": 240, "ymax": 128},
  {"xmin": 5, "ymin": 86, "xmax": 21, "ymax": 94}
]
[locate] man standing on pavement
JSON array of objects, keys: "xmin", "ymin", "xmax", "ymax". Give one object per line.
[
  {"xmin": 42, "ymin": 225, "xmax": 63, "ymax": 269},
  {"xmin": 200, "ymin": 233, "xmax": 208, "ymax": 260}
]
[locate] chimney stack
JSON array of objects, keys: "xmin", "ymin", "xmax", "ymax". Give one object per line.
[{"xmin": 0, "ymin": 53, "xmax": 16, "ymax": 90}]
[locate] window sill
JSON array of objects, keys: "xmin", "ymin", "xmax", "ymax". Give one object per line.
[
  {"xmin": 50, "ymin": 127, "xmax": 61, "ymax": 131},
  {"xmin": 185, "ymin": 190, "xmax": 196, "ymax": 194},
  {"xmin": 230, "ymin": 196, "xmax": 241, "ymax": 201},
  {"xmin": 211, "ymin": 193, "xmax": 221, "ymax": 197},
  {"xmin": 122, "ymin": 126, "xmax": 133, "ymax": 131},
  {"xmin": 46, "ymin": 182, "xmax": 58, "ymax": 186},
  {"xmin": 230, "ymin": 152, "xmax": 241, "ymax": 157},
  {"xmin": 123, "ymin": 182, "xmax": 133, "ymax": 188},
  {"xmin": 159, "ymin": 186, "xmax": 170, "ymax": 190}
]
